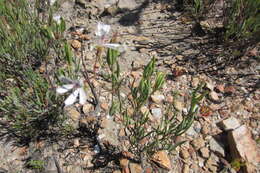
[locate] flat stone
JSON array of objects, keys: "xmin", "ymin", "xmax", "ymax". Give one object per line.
[
  {"xmin": 97, "ymin": 117, "xmax": 120, "ymax": 150},
  {"xmin": 192, "ymin": 77, "xmax": 200, "ymax": 87},
  {"xmin": 209, "ymin": 91, "xmax": 219, "ymax": 102},
  {"xmin": 129, "ymin": 163, "xmax": 142, "ymax": 173},
  {"xmin": 205, "ymin": 154, "xmax": 219, "ymax": 172},
  {"xmin": 191, "ymin": 137, "xmax": 205, "ymax": 150},
  {"xmin": 209, "ymin": 138, "xmax": 225, "ymax": 157},
  {"xmin": 151, "ymin": 108, "xmax": 162, "ymax": 119},
  {"xmin": 118, "ymin": 0, "xmax": 138, "ymax": 10},
  {"xmin": 193, "ymin": 121, "xmax": 202, "ymax": 133},
  {"xmin": 70, "ymin": 39, "xmax": 81, "ymax": 49},
  {"xmin": 182, "ymin": 164, "xmax": 189, "ymax": 173},
  {"xmin": 100, "ymin": 102, "xmax": 109, "ymax": 111},
  {"xmin": 224, "ymin": 85, "xmax": 236, "ymax": 94},
  {"xmin": 120, "ymin": 158, "xmax": 129, "ymax": 168},
  {"xmin": 206, "ymin": 81, "xmax": 215, "ymax": 91},
  {"xmin": 82, "ymin": 104, "xmax": 93, "ymax": 115},
  {"xmin": 215, "ymin": 84, "xmax": 225, "ymax": 93},
  {"xmin": 151, "ymin": 93, "xmax": 165, "ymax": 104},
  {"xmin": 218, "ymin": 116, "xmax": 241, "ymax": 131},
  {"xmin": 186, "ymin": 124, "xmax": 199, "ymax": 137},
  {"xmin": 65, "ymin": 107, "xmax": 81, "ymax": 121},
  {"xmin": 180, "ymin": 148, "xmax": 190, "ymax": 159},
  {"xmin": 176, "ymin": 55, "xmax": 184, "ymax": 60},
  {"xmin": 44, "ymin": 156, "xmax": 57, "ymax": 172},
  {"xmin": 174, "ymin": 100, "xmax": 184, "ymax": 111},
  {"xmin": 228, "ymin": 125, "xmax": 260, "ymax": 173},
  {"xmin": 200, "ymin": 147, "xmax": 210, "ymax": 158},
  {"xmin": 201, "ymin": 124, "xmax": 210, "ymax": 135},
  {"xmin": 151, "ymin": 150, "xmax": 171, "ymax": 170}
]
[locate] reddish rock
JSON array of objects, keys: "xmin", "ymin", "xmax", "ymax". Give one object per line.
[
  {"xmin": 218, "ymin": 116, "xmax": 241, "ymax": 131},
  {"xmin": 180, "ymin": 148, "xmax": 190, "ymax": 159},
  {"xmin": 71, "ymin": 39, "xmax": 81, "ymax": 49},
  {"xmin": 151, "ymin": 150, "xmax": 172, "ymax": 170},
  {"xmin": 228, "ymin": 125, "xmax": 260, "ymax": 173},
  {"xmin": 209, "ymin": 91, "xmax": 220, "ymax": 102},
  {"xmin": 224, "ymin": 85, "xmax": 236, "ymax": 94},
  {"xmin": 144, "ymin": 167, "xmax": 153, "ymax": 173},
  {"xmin": 215, "ymin": 84, "xmax": 225, "ymax": 93},
  {"xmin": 129, "ymin": 163, "xmax": 142, "ymax": 173},
  {"xmin": 120, "ymin": 158, "xmax": 130, "ymax": 173}
]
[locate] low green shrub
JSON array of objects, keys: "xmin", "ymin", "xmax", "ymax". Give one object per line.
[{"xmin": 0, "ymin": 0, "xmax": 66, "ymax": 141}]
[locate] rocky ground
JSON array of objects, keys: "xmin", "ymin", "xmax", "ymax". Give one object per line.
[{"xmin": 0, "ymin": 0, "xmax": 259, "ymax": 173}]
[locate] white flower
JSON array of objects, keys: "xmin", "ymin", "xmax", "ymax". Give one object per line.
[
  {"xmin": 95, "ymin": 22, "xmax": 111, "ymax": 40},
  {"xmin": 49, "ymin": 0, "xmax": 56, "ymax": 6},
  {"xmin": 56, "ymin": 78, "xmax": 87, "ymax": 106},
  {"xmin": 93, "ymin": 22, "xmax": 127, "ymax": 52},
  {"xmin": 53, "ymin": 15, "xmax": 61, "ymax": 24}
]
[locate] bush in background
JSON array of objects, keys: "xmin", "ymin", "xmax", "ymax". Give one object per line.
[{"xmin": 0, "ymin": 0, "xmax": 66, "ymax": 142}]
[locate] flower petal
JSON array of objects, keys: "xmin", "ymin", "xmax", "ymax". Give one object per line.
[
  {"xmin": 79, "ymin": 88, "xmax": 87, "ymax": 105},
  {"xmin": 96, "ymin": 22, "xmax": 111, "ymax": 37},
  {"xmin": 103, "ymin": 43, "xmax": 127, "ymax": 52},
  {"xmin": 64, "ymin": 89, "xmax": 79, "ymax": 106},
  {"xmin": 56, "ymin": 84, "xmax": 74, "ymax": 94}
]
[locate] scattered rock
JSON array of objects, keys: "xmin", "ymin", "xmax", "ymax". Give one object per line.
[
  {"xmin": 166, "ymin": 95, "xmax": 173, "ymax": 103},
  {"xmin": 224, "ymin": 85, "xmax": 236, "ymax": 95},
  {"xmin": 73, "ymin": 138, "xmax": 80, "ymax": 147},
  {"xmin": 191, "ymin": 137, "xmax": 205, "ymax": 150},
  {"xmin": 75, "ymin": 0, "xmax": 88, "ymax": 8},
  {"xmin": 180, "ymin": 148, "xmax": 190, "ymax": 159},
  {"xmin": 118, "ymin": 0, "xmax": 138, "ymax": 10},
  {"xmin": 201, "ymin": 124, "xmax": 210, "ymax": 135},
  {"xmin": 44, "ymin": 156, "xmax": 58, "ymax": 172},
  {"xmin": 105, "ymin": 5, "xmax": 119, "ymax": 16},
  {"xmin": 192, "ymin": 77, "xmax": 200, "ymax": 87},
  {"xmin": 151, "ymin": 108, "xmax": 162, "ymax": 119},
  {"xmin": 171, "ymin": 66, "xmax": 187, "ymax": 77},
  {"xmin": 70, "ymin": 39, "xmax": 81, "ymax": 49},
  {"xmin": 200, "ymin": 147, "xmax": 210, "ymax": 158},
  {"xmin": 174, "ymin": 100, "xmax": 184, "ymax": 111},
  {"xmin": 120, "ymin": 158, "xmax": 129, "ymax": 168},
  {"xmin": 131, "ymin": 71, "xmax": 141, "ymax": 79},
  {"xmin": 206, "ymin": 81, "xmax": 215, "ymax": 91},
  {"xmin": 66, "ymin": 164, "xmax": 83, "ymax": 173},
  {"xmin": 139, "ymin": 48, "xmax": 149, "ymax": 54},
  {"xmin": 186, "ymin": 124, "xmax": 199, "ymax": 137},
  {"xmin": 215, "ymin": 84, "xmax": 225, "ymax": 93},
  {"xmin": 209, "ymin": 138, "xmax": 225, "ymax": 157},
  {"xmin": 0, "ymin": 168, "xmax": 8, "ymax": 173},
  {"xmin": 190, "ymin": 164, "xmax": 199, "ymax": 172},
  {"xmin": 100, "ymin": 102, "xmax": 109, "ymax": 111},
  {"xmin": 82, "ymin": 104, "xmax": 93, "ymax": 115},
  {"xmin": 206, "ymin": 157, "xmax": 218, "ymax": 172},
  {"xmin": 228, "ymin": 125, "xmax": 260, "ymax": 173},
  {"xmin": 175, "ymin": 55, "xmax": 184, "ymax": 60},
  {"xmin": 193, "ymin": 121, "xmax": 202, "ymax": 133},
  {"xmin": 129, "ymin": 162, "xmax": 142, "ymax": 173},
  {"xmin": 218, "ymin": 116, "xmax": 241, "ymax": 131},
  {"xmin": 198, "ymin": 156, "xmax": 205, "ymax": 167},
  {"xmin": 182, "ymin": 164, "xmax": 189, "ymax": 173},
  {"xmin": 97, "ymin": 117, "xmax": 121, "ymax": 150},
  {"xmin": 151, "ymin": 150, "xmax": 171, "ymax": 170},
  {"xmin": 151, "ymin": 93, "xmax": 165, "ymax": 104},
  {"xmin": 65, "ymin": 107, "xmax": 81, "ymax": 122},
  {"xmin": 113, "ymin": 170, "xmax": 121, "ymax": 173},
  {"xmin": 209, "ymin": 91, "xmax": 219, "ymax": 102},
  {"xmin": 79, "ymin": 34, "xmax": 91, "ymax": 40}
]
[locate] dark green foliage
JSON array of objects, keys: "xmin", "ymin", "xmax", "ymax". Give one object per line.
[{"xmin": 0, "ymin": 0, "xmax": 66, "ymax": 141}]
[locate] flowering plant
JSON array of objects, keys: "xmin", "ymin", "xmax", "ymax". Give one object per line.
[
  {"xmin": 56, "ymin": 77, "xmax": 87, "ymax": 106},
  {"xmin": 93, "ymin": 22, "xmax": 126, "ymax": 52}
]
